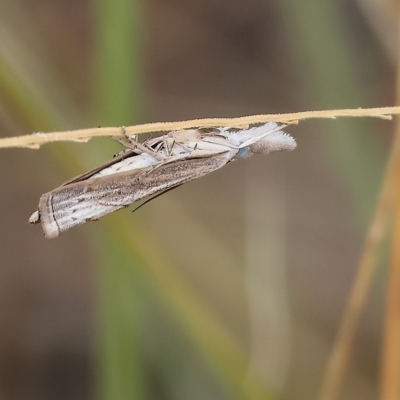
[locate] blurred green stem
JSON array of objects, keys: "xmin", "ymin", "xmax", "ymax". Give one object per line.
[
  {"xmin": 279, "ymin": 0, "xmax": 386, "ymax": 223},
  {"xmin": 92, "ymin": 0, "xmax": 145, "ymax": 399},
  {"xmin": 93, "ymin": 0, "xmax": 143, "ymax": 126}
]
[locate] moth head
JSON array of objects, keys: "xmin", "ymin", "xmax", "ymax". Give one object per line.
[{"xmin": 248, "ymin": 131, "xmax": 297, "ymax": 155}]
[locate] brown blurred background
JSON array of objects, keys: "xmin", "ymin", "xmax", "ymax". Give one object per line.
[{"xmin": 0, "ymin": 0, "xmax": 396, "ymax": 399}]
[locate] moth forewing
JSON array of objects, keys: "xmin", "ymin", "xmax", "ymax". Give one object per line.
[
  {"xmin": 32, "ymin": 151, "xmax": 233, "ymax": 238},
  {"xmin": 62, "ymin": 148, "xmax": 141, "ymax": 185}
]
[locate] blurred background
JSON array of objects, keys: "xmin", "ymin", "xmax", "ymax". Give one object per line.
[{"xmin": 0, "ymin": 0, "xmax": 396, "ymax": 399}]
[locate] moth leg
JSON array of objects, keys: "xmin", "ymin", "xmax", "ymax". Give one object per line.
[
  {"xmin": 164, "ymin": 137, "xmax": 194, "ymax": 156},
  {"xmin": 115, "ymin": 127, "xmax": 165, "ymax": 160},
  {"xmin": 112, "ymin": 147, "xmax": 134, "ymax": 158},
  {"xmin": 121, "ymin": 126, "xmax": 141, "ymax": 145},
  {"xmin": 181, "ymin": 143, "xmax": 195, "ymax": 152},
  {"xmin": 153, "ymin": 141, "xmax": 164, "ymax": 152},
  {"xmin": 163, "ymin": 136, "xmax": 170, "ymax": 156},
  {"xmin": 111, "ymin": 135, "xmax": 141, "ymax": 153},
  {"xmin": 163, "ymin": 137, "xmax": 177, "ymax": 157},
  {"xmin": 169, "ymin": 139, "xmax": 197, "ymax": 154}
]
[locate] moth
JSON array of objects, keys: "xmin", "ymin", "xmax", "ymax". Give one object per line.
[{"xmin": 29, "ymin": 122, "xmax": 296, "ymax": 238}]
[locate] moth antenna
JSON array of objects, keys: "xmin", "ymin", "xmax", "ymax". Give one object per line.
[{"xmin": 131, "ymin": 184, "xmax": 183, "ymax": 213}]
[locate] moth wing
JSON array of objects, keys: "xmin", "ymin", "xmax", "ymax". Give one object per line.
[
  {"xmin": 27, "ymin": 148, "xmax": 139, "ymax": 226},
  {"xmin": 62, "ymin": 149, "xmax": 138, "ymax": 185},
  {"xmin": 35, "ymin": 151, "xmax": 231, "ymax": 238}
]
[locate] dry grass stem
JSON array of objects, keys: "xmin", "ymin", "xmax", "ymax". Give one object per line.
[
  {"xmin": 378, "ymin": 17, "xmax": 400, "ymax": 399},
  {"xmin": 0, "ymin": 106, "xmax": 399, "ymax": 149},
  {"xmin": 319, "ymin": 19, "xmax": 400, "ymax": 400},
  {"xmin": 318, "ymin": 130, "xmax": 399, "ymax": 400},
  {"xmin": 379, "ymin": 148, "xmax": 400, "ymax": 399}
]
